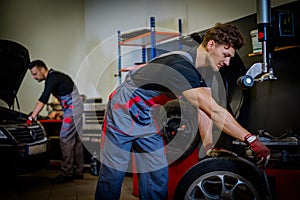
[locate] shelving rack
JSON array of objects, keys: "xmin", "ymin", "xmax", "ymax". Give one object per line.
[{"xmin": 117, "ymin": 17, "xmax": 182, "ymax": 84}]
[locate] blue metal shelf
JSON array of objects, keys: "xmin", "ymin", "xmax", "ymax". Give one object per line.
[{"xmin": 117, "ymin": 17, "xmax": 182, "ymax": 84}]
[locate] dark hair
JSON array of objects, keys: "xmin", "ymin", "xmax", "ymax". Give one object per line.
[
  {"xmin": 28, "ymin": 59, "xmax": 48, "ymax": 70},
  {"xmin": 201, "ymin": 23, "xmax": 244, "ymax": 50}
]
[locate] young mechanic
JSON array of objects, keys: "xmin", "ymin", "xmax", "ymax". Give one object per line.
[{"xmin": 94, "ymin": 23, "xmax": 270, "ymax": 200}]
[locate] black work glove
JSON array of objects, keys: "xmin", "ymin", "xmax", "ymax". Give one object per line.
[{"xmin": 244, "ymin": 134, "xmax": 270, "ymax": 167}]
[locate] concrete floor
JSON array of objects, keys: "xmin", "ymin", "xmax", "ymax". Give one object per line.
[{"xmin": 0, "ymin": 169, "xmax": 139, "ymax": 200}]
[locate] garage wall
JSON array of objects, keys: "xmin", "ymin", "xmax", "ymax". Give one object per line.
[
  {"xmin": 0, "ymin": 0, "xmax": 296, "ymax": 115},
  {"xmin": 0, "ymin": 0, "xmax": 86, "ymax": 115},
  {"xmin": 233, "ymin": 1, "xmax": 300, "ymax": 136},
  {"xmin": 82, "ymin": 0, "xmax": 296, "ymax": 104}
]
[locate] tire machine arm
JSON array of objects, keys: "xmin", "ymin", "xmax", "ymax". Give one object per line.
[{"xmin": 238, "ymin": 0, "xmax": 277, "ymax": 88}]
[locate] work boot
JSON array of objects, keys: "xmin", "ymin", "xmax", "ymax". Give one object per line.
[
  {"xmin": 73, "ymin": 174, "xmax": 84, "ymax": 179},
  {"xmin": 50, "ymin": 174, "xmax": 73, "ymax": 184}
]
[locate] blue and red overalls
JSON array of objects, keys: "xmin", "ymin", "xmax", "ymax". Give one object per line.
[
  {"xmin": 57, "ymin": 87, "xmax": 84, "ymax": 178},
  {"xmin": 95, "ymin": 50, "xmax": 206, "ymax": 200},
  {"xmin": 39, "ymin": 69, "xmax": 84, "ymax": 178}
]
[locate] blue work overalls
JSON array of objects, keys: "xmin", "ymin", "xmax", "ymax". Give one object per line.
[
  {"xmin": 58, "ymin": 87, "xmax": 84, "ymax": 177},
  {"xmin": 95, "ymin": 71, "xmax": 174, "ymax": 200}
]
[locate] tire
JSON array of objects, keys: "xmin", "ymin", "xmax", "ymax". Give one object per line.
[
  {"xmin": 174, "ymin": 157, "xmax": 270, "ymax": 200},
  {"xmin": 161, "ymin": 99, "xmax": 200, "ymax": 163}
]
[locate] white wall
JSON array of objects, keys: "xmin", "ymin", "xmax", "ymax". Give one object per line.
[
  {"xmin": 0, "ymin": 0, "xmax": 86, "ymax": 115},
  {"xmin": 81, "ymin": 0, "xmax": 295, "ymax": 103},
  {"xmin": 0, "ymin": 0, "xmax": 295, "ymax": 115}
]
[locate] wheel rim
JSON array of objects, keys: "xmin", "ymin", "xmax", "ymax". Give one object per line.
[
  {"xmin": 164, "ymin": 112, "xmax": 198, "ymax": 162},
  {"xmin": 185, "ymin": 171, "xmax": 260, "ymax": 200}
]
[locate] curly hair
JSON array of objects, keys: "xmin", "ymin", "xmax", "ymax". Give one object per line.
[{"xmin": 201, "ymin": 23, "xmax": 244, "ymax": 50}]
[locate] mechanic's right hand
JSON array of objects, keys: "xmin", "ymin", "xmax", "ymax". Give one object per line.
[
  {"xmin": 26, "ymin": 116, "xmax": 34, "ymax": 125},
  {"xmin": 244, "ymin": 134, "xmax": 270, "ymax": 167}
]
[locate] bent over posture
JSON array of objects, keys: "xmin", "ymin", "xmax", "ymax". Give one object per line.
[
  {"xmin": 95, "ymin": 23, "xmax": 270, "ymax": 200},
  {"xmin": 28, "ymin": 60, "xmax": 84, "ymax": 184}
]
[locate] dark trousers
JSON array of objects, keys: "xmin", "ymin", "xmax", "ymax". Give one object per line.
[{"xmin": 59, "ymin": 134, "xmax": 84, "ymax": 177}]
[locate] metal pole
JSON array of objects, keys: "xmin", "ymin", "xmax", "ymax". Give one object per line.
[
  {"xmin": 257, "ymin": 0, "xmax": 270, "ymax": 73},
  {"xmin": 178, "ymin": 19, "xmax": 183, "ymax": 50},
  {"xmin": 117, "ymin": 30, "xmax": 121, "ymax": 85},
  {"xmin": 150, "ymin": 16, "xmax": 156, "ymax": 59}
]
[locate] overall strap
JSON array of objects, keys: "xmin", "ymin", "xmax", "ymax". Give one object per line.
[{"xmin": 154, "ymin": 50, "xmax": 193, "ymax": 63}]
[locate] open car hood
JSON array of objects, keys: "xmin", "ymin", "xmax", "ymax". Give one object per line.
[{"xmin": 0, "ymin": 40, "xmax": 30, "ymax": 108}]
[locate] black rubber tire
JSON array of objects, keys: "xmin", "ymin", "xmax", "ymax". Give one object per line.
[
  {"xmin": 162, "ymin": 99, "xmax": 200, "ymax": 163},
  {"xmin": 174, "ymin": 157, "xmax": 271, "ymax": 200}
]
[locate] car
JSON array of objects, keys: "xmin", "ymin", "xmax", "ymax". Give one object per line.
[{"xmin": 0, "ymin": 39, "xmax": 48, "ymax": 177}]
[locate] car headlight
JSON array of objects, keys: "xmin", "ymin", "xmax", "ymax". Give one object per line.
[{"xmin": 0, "ymin": 129, "xmax": 7, "ymax": 139}]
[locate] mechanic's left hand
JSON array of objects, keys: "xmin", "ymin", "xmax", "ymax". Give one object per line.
[
  {"xmin": 26, "ymin": 116, "xmax": 36, "ymax": 125},
  {"xmin": 244, "ymin": 134, "xmax": 270, "ymax": 167}
]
